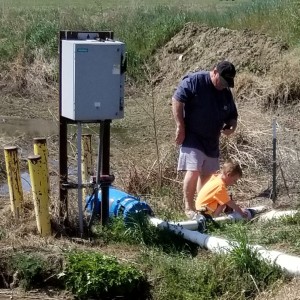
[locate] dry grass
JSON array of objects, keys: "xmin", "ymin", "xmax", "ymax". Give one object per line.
[
  {"xmin": 1, "ymin": 47, "xmax": 58, "ymax": 101},
  {"xmin": 255, "ymin": 278, "xmax": 300, "ymax": 300}
]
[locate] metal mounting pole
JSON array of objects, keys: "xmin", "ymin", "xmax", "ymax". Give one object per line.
[
  {"xmin": 272, "ymin": 119, "xmax": 277, "ymax": 203},
  {"xmin": 77, "ymin": 122, "xmax": 84, "ymax": 234},
  {"xmin": 99, "ymin": 120, "xmax": 111, "ymax": 226},
  {"xmin": 59, "ymin": 31, "xmax": 69, "ymax": 222}
]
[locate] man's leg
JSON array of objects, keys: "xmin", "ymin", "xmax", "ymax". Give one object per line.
[
  {"xmin": 197, "ymin": 155, "xmax": 220, "ymax": 193},
  {"xmin": 196, "ymin": 174, "xmax": 211, "ymax": 193},
  {"xmin": 183, "ymin": 170, "xmax": 199, "ymax": 212}
]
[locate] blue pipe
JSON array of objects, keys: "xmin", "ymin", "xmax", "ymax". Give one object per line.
[{"xmin": 85, "ymin": 186, "xmax": 154, "ymax": 222}]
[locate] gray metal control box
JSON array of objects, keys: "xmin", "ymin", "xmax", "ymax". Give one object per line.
[{"xmin": 61, "ymin": 40, "xmax": 125, "ymax": 121}]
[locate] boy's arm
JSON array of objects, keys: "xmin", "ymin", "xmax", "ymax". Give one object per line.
[
  {"xmin": 212, "ymin": 204, "xmax": 226, "ymax": 217},
  {"xmin": 226, "ymin": 200, "xmax": 248, "ymax": 218}
]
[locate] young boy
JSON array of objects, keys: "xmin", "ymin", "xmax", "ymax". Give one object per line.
[{"xmin": 195, "ymin": 159, "xmax": 249, "ymax": 219}]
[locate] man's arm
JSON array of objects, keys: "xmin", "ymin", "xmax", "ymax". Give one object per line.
[{"xmin": 172, "ymin": 98, "xmax": 185, "ymax": 145}]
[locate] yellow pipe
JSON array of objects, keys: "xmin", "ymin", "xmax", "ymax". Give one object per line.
[
  {"xmin": 4, "ymin": 146, "xmax": 23, "ymax": 218},
  {"xmin": 81, "ymin": 134, "xmax": 93, "ymax": 201},
  {"xmin": 33, "ymin": 137, "xmax": 49, "ymax": 193},
  {"xmin": 28, "ymin": 154, "xmax": 51, "ymax": 236}
]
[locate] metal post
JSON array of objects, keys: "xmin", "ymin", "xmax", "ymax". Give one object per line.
[
  {"xmin": 81, "ymin": 134, "xmax": 93, "ymax": 202},
  {"xmin": 59, "ymin": 117, "xmax": 68, "ymax": 222},
  {"xmin": 272, "ymin": 119, "xmax": 277, "ymax": 203},
  {"xmin": 59, "ymin": 31, "xmax": 69, "ymax": 222},
  {"xmin": 77, "ymin": 123, "xmax": 84, "ymax": 234},
  {"xmin": 100, "ymin": 120, "xmax": 111, "ymax": 225},
  {"xmin": 33, "ymin": 137, "xmax": 50, "ymax": 193},
  {"xmin": 28, "ymin": 155, "xmax": 51, "ymax": 236},
  {"xmin": 4, "ymin": 146, "xmax": 23, "ymax": 218}
]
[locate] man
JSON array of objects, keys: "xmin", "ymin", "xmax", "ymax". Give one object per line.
[{"xmin": 172, "ymin": 61, "xmax": 238, "ymax": 219}]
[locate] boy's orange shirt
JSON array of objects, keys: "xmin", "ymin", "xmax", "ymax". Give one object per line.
[{"xmin": 195, "ymin": 174, "xmax": 230, "ymax": 214}]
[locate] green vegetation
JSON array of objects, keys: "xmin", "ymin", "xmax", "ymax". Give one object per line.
[
  {"xmin": 0, "ymin": 213, "xmax": 294, "ymax": 299},
  {"xmin": 208, "ymin": 212, "xmax": 300, "ymax": 255},
  {"xmin": 1, "ymin": 0, "xmax": 299, "ymax": 298},
  {"xmin": 143, "ymin": 248, "xmax": 286, "ymax": 300},
  {"xmin": 62, "ymin": 250, "xmax": 148, "ymax": 299},
  {"xmin": 91, "ymin": 214, "xmax": 198, "ymax": 254},
  {"xmin": 1, "ymin": 0, "xmax": 249, "ymax": 10},
  {"xmin": 11, "ymin": 253, "xmax": 47, "ymax": 290},
  {"xmin": 0, "ymin": 0, "xmax": 299, "ymax": 80},
  {"xmin": 228, "ymin": 227, "xmax": 285, "ymax": 293}
]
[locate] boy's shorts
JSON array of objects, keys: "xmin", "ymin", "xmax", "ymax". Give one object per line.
[{"xmin": 177, "ymin": 147, "xmax": 219, "ymax": 177}]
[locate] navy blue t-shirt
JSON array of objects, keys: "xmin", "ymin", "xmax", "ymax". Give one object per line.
[{"xmin": 173, "ymin": 71, "xmax": 238, "ymax": 158}]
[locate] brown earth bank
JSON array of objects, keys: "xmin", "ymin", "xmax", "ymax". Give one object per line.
[{"xmin": 1, "ymin": 23, "xmax": 300, "ymax": 298}]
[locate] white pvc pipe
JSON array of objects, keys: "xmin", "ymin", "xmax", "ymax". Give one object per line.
[
  {"xmin": 170, "ymin": 206, "xmax": 268, "ymax": 231},
  {"xmin": 259, "ymin": 210, "xmax": 298, "ymax": 221},
  {"xmin": 149, "ymin": 217, "xmax": 300, "ymax": 276}
]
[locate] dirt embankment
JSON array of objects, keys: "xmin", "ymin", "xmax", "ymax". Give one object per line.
[
  {"xmin": 145, "ymin": 23, "xmax": 300, "ymax": 202},
  {"xmin": 154, "ymin": 23, "xmax": 288, "ymax": 85}
]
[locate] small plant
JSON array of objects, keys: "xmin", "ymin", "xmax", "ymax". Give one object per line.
[
  {"xmin": 90, "ymin": 217, "xmax": 130, "ymax": 244},
  {"xmin": 62, "ymin": 250, "xmax": 149, "ymax": 299},
  {"xmin": 12, "ymin": 253, "xmax": 45, "ymax": 290},
  {"xmin": 92, "ymin": 214, "xmax": 198, "ymax": 255},
  {"xmin": 228, "ymin": 227, "xmax": 287, "ymax": 295}
]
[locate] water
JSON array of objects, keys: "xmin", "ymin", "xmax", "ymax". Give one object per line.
[
  {"xmin": 0, "ymin": 171, "xmax": 31, "ymax": 197},
  {"xmin": 0, "ymin": 117, "xmax": 58, "ymax": 197},
  {"xmin": 0, "ymin": 117, "xmax": 57, "ymax": 136}
]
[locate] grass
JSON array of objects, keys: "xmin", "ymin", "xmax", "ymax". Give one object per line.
[
  {"xmin": 0, "ymin": 203, "xmax": 293, "ymax": 299},
  {"xmin": 1, "ymin": 0, "xmax": 250, "ymax": 10},
  {"xmin": 62, "ymin": 250, "xmax": 149, "ymax": 299},
  {"xmin": 1, "ymin": 0, "xmax": 300, "ymax": 298},
  {"xmin": 207, "ymin": 212, "xmax": 300, "ymax": 255},
  {"xmin": 0, "ymin": 0, "xmax": 299, "ymax": 80}
]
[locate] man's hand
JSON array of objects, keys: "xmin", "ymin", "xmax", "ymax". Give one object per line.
[
  {"xmin": 222, "ymin": 119, "xmax": 237, "ymax": 136},
  {"xmin": 222, "ymin": 126, "xmax": 235, "ymax": 136},
  {"xmin": 175, "ymin": 126, "xmax": 185, "ymax": 145}
]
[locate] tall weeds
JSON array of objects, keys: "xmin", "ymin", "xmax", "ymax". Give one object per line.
[{"xmin": 0, "ymin": 0, "xmax": 299, "ymax": 84}]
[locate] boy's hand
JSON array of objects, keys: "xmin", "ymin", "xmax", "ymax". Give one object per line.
[{"xmin": 241, "ymin": 209, "xmax": 250, "ymax": 219}]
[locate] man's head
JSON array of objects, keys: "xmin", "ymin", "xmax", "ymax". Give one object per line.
[
  {"xmin": 216, "ymin": 61, "xmax": 236, "ymax": 88},
  {"xmin": 211, "ymin": 61, "xmax": 236, "ymax": 90}
]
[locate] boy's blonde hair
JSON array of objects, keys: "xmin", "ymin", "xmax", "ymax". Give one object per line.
[{"xmin": 222, "ymin": 159, "xmax": 242, "ymax": 177}]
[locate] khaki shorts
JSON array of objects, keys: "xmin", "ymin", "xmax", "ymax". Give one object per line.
[{"xmin": 177, "ymin": 147, "xmax": 219, "ymax": 177}]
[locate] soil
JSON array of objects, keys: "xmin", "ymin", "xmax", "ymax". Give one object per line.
[
  {"xmin": 153, "ymin": 23, "xmax": 288, "ymax": 89},
  {"xmin": 1, "ymin": 22, "xmax": 300, "ymax": 299}
]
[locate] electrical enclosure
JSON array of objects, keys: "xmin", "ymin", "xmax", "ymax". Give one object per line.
[{"xmin": 61, "ymin": 40, "xmax": 125, "ymax": 121}]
